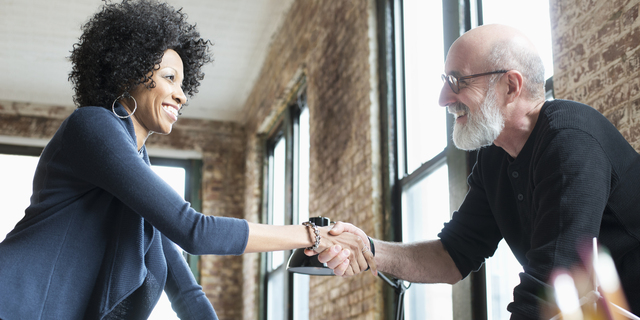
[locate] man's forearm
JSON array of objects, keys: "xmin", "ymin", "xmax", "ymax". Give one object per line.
[{"xmin": 374, "ymin": 239, "xmax": 462, "ymax": 284}]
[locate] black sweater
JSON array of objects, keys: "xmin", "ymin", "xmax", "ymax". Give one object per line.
[{"xmin": 439, "ymin": 99, "xmax": 640, "ymax": 319}]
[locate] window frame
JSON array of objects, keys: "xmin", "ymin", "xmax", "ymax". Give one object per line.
[
  {"xmin": 262, "ymin": 126, "xmax": 292, "ymax": 320},
  {"xmin": 0, "ymin": 144, "xmax": 203, "ymax": 282},
  {"xmin": 377, "ymin": 0, "xmax": 483, "ymax": 319},
  {"xmin": 380, "ymin": 0, "xmax": 555, "ymax": 319},
  {"xmin": 395, "ymin": 0, "xmax": 466, "ymax": 319},
  {"xmin": 260, "ymin": 85, "xmax": 308, "ymax": 320},
  {"xmin": 0, "ymin": 144, "xmax": 44, "ymax": 242},
  {"xmin": 0, "ymin": 143, "xmax": 43, "ymax": 157},
  {"xmin": 472, "ymin": 1, "xmax": 554, "ymax": 318},
  {"xmin": 149, "ymin": 156, "xmax": 204, "ymax": 283}
]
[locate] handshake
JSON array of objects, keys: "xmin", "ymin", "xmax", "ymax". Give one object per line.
[
  {"xmin": 295, "ymin": 219, "xmax": 460, "ymax": 285},
  {"xmin": 302, "ymin": 221, "xmax": 378, "ymax": 278}
]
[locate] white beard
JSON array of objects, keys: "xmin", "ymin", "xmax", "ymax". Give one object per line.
[{"xmin": 450, "ymin": 85, "xmax": 504, "ymax": 151}]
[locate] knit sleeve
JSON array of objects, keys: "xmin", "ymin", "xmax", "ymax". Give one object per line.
[
  {"xmin": 438, "ymin": 150, "xmax": 504, "ymax": 278},
  {"xmin": 60, "ymin": 108, "xmax": 249, "ymax": 255},
  {"xmin": 162, "ymin": 235, "xmax": 218, "ymax": 319}
]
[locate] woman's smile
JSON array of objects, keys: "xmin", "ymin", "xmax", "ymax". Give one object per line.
[{"xmin": 162, "ymin": 103, "xmax": 180, "ymax": 122}]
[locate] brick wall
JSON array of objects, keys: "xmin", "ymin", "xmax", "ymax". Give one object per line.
[
  {"xmin": 0, "ymin": 100, "xmax": 73, "ymax": 138},
  {"xmin": 551, "ymin": 0, "xmax": 640, "ymax": 150},
  {"xmin": 240, "ymin": 0, "xmax": 383, "ymax": 319}
]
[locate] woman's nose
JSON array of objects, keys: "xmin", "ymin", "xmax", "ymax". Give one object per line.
[{"xmin": 174, "ymin": 87, "xmax": 187, "ymax": 105}]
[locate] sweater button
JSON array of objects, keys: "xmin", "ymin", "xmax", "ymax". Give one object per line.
[
  {"xmin": 517, "ymin": 194, "xmax": 524, "ymax": 201},
  {"xmin": 512, "ymin": 171, "xmax": 519, "ymax": 178}
]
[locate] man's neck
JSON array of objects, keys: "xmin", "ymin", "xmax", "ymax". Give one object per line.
[{"xmin": 494, "ymin": 99, "xmax": 545, "ymax": 158}]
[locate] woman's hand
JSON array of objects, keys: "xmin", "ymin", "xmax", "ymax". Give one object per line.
[
  {"xmin": 304, "ymin": 222, "xmax": 377, "ymax": 277},
  {"xmin": 244, "ymin": 221, "xmax": 376, "ymax": 277}
]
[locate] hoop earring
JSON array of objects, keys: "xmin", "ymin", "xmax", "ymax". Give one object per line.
[{"xmin": 112, "ymin": 94, "xmax": 137, "ymax": 119}]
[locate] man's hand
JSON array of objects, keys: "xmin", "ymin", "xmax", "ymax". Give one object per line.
[
  {"xmin": 306, "ymin": 222, "xmax": 377, "ymax": 277},
  {"xmin": 305, "ymin": 244, "xmax": 353, "ymax": 276}
]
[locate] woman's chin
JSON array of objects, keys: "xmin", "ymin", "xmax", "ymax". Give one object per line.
[{"xmin": 153, "ymin": 125, "xmax": 173, "ymax": 136}]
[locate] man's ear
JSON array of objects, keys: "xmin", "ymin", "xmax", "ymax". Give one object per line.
[{"xmin": 504, "ymin": 70, "xmax": 524, "ymax": 103}]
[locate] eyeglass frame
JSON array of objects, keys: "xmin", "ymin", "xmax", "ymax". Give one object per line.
[{"xmin": 441, "ymin": 70, "xmax": 509, "ymax": 94}]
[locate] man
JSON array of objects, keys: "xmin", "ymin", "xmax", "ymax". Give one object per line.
[{"xmin": 322, "ymin": 24, "xmax": 640, "ymax": 319}]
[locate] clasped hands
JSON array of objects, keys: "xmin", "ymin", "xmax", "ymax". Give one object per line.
[{"xmin": 304, "ymin": 222, "xmax": 377, "ymax": 277}]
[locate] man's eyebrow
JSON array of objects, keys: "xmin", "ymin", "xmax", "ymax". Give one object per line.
[{"xmin": 445, "ymin": 70, "xmax": 463, "ymax": 77}]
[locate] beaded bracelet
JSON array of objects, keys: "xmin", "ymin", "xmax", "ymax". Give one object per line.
[{"xmin": 302, "ymin": 221, "xmax": 321, "ymax": 251}]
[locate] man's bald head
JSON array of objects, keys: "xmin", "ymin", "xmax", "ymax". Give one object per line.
[{"xmin": 449, "ymin": 24, "xmax": 546, "ymax": 100}]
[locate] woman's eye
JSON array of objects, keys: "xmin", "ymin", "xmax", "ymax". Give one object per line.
[{"xmin": 165, "ymin": 75, "xmax": 175, "ymax": 82}]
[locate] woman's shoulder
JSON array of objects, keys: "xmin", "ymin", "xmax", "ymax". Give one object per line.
[
  {"xmin": 69, "ymin": 106, "xmax": 113, "ymax": 120},
  {"xmin": 62, "ymin": 106, "xmax": 132, "ymax": 141},
  {"xmin": 66, "ymin": 106, "xmax": 122, "ymax": 128}
]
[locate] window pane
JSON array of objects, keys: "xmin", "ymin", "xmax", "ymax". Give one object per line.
[
  {"xmin": 151, "ymin": 166, "xmax": 186, "ymax": 198},
  {"xmin": 401, "ymin": 164, "xmax": 452, "ymax": 320},
  {"xmin": 486, "ymin": 240, "xmax": 524, "ymax": 319},
  {"xmin": 403, "ymin": 0, "xmax": 447, "ymax": 174},
  {"xmin": 298, "ymin": 107, "xmax": 310, "ymax": 224},
  {"xmin": 293, "ymin": 273, "xmax": 309, "ymax": 320},
  {"xmin": 293, "ymin": 107, "xmax": 310, "ymax": 320},
  {"xmin": 267, "ymin": 269, "xmax": 285, "ymax": 320},
  {"xmin": 0, "ymin": 154, "xmax": 39, "ymax": 241},
  {"xmin": 0, "ymin": 155, "xmax": 187, "ymax": 319},
  {"xmin": 271, "ymin": 138, "xmax": 286, "ymax": 270},
  {"xmin": 149, "ymin": 164, "xmax": 186, "ymax": 320},
  {"xmin": 481, "ymin": 2, "xmax": 549, "ymax": 317},
  {"xmin": 482, "ymin": 0, "xmax": 554, "ymax": 80}
]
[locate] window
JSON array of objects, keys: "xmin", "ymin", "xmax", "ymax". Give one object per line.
[
  {"xmin": 261, "ymin": 87, "xmax": 309, "ymax": 320},
  {"xmin": 480, "ymin": 0, "xmax": 555, "ymax": 99},
  {"xmin": 0, "ymin": 145, "xmax": 200, "ymax": 320},
  {"xmin": 265, "ymin": 133, "xmax": 288, "ymax": 320},
  {"xmin": 385, "ymin": 0, "xmax": 556, "ymax": 318},
  {"xmin": 0, "ymin": 147, "xmax": 41, "ymax": 241},
  {"xmin": 476, "ymin": 1, "xmax": 555, "ymax": 318},
  {"xmin": 400, "ymin": 0, "xmax": 447, "ymax": 174},
  {"xmin": 392, "ymin": 0, "xmax": 454, "ymax": 319},
  {"xmin": 149, "ymin": 159, "xmax": 187, "ymax": 320},
  {"xmin": 401, "ymin": 162, "xmax": 452, "ymax": 320},
  {"xmin": 293, "ymin": 105, "xmax": 310, "ymax": 320},
  {"xmin": 385, "ymin": 0, "xmax": 557, "ymax": 318}
]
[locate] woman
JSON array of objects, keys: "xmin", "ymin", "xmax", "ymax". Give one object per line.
[{"xmin": 0, "ymin": 1, "xmax": 375, "ymax": 319}]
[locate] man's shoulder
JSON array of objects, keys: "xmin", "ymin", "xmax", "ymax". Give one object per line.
[
  {"xmin": 543, "ymin": 99, "xmax": 598, "ymax": 116},
  {"xmin": 541, "ymin": 99, "xmax": 610, "ymax": 131}
]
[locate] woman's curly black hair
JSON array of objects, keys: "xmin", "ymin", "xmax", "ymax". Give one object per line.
[{"xmin": 68, "ymin": 0, "xmax": 212, "ymax": 108}]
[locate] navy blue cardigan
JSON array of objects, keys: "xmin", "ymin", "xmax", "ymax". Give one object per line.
[{"xmin": 0, "ymin": 105, "xmax": 249, "ymax": 319}]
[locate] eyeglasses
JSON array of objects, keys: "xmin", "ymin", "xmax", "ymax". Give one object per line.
[{"xmin": 441, "ymin": 70, "xmax": 509, "ymax": 94}]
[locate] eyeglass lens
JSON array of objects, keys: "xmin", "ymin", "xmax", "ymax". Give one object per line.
[{"xmin": 441, "ymin": 74, "xmax": 459, "ymax": 93}]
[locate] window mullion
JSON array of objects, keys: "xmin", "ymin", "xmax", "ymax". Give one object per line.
[{"xmin": 394, "ymin": 0, "xmax": 408, "ymax": 178}]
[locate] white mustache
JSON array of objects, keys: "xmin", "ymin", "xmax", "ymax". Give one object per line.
[{"xmin": 448, "ymin": 103, "xmax": 469, "ymax": 115}]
